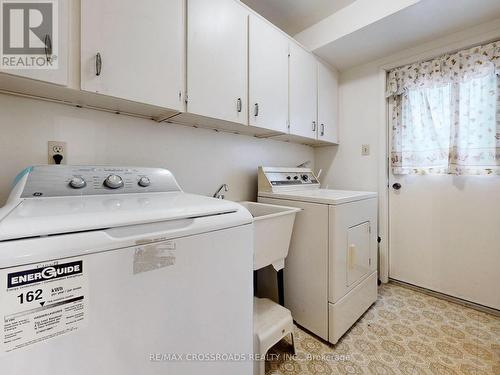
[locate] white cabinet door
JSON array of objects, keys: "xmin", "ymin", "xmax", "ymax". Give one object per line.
[
  {"xmin": 318, "ymin": 62, "xmax": 339, "ymax": 144},
  {"xmin": 0, "ymin": 0, "xmax": 69, "ymax": 86},
  {"xmin": 289, "ymin": 43, "xmax": 317, "ymax": 139},
  {"xmin": 248, "ymin": 15, "xmax": 288, "ymax": 132},
  {"xmin": 187, "ymin": 0, "xmax": 248, "ymax": 124},
  {"xmin": 81, "ymin": 0, "xmax": 184, "ymax": 110}
]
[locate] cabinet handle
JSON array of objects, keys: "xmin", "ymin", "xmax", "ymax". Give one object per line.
[
  {"xmin": 254, "ymin": 103, "xmax": 259, "ymax": 117},
  {"xmin": 44, "ymin": 34, "xmax": 52, "ymax": 62},
  {"xmin": 95, "ymin": 52, "xmax": 102, "ymax": 76},
  {"xmin": 312, "ymin": 121, "xmax": 316, "ymax": 132},
  {"xmin": 320, "ymin": 123, "xmax": 325, "ymax": 136},
  {"xmin": 236, "ymin": 98, "xmax": 242, "ymax": 113}
]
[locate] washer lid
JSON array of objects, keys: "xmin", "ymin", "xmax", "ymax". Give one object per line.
[
  {"xmin": 0, "ymin": 192, "xmax": 248, "ymax": 241},
  {"xmin": 258, "ymin": 189, "xmax": 377, "ymax": 205}
]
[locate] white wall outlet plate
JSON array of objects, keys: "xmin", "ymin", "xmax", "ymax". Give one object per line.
[
  {"xmin": 361, "ymin": 144, "xmax": 370, "ymax": 156},
  {"xmin": 48, "ymin": 141, "xmax": 67, "ymax": 164}
]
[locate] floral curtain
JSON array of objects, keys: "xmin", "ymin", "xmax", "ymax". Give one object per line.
[{"xmin": 387, "ymin": 41, "xmax": 500, "ymax": 175}]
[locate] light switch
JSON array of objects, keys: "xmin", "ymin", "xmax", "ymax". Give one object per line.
[{"xmin": 362, "ymin": 144, "xmax": 370, "ymax": 156}]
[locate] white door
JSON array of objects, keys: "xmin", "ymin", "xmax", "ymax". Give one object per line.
[
  {"xmin": 388, "ymin": 101, "xmax": 500, "ymax": 310},
  {"xmin": 0, "ymin": 0, "xmax": 69, "ymax": 86},
  {"xmin": 248, "ymin": 15, "xmax": 288, "ymax": 133},
  {"xmin": 81, "ymin": 0, "xmax": 184, "ymax": 110},
  {"xmin": 187, "ymin": 0, "xmax": 248, "ymax": 125},
  {"xmin": 317, "ymin": 62, "xmax": 339, "ymax": 144},
  {"xmin": 289, "ymin": 43, "xmax": 317, "ymax": 139}
]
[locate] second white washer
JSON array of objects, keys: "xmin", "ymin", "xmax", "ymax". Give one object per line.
[{"xmin": 257, "ymin": 167, "xmax": 378, "ymax": 344}]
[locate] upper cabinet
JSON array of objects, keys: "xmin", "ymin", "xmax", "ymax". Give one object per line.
[
  {"xmin": 289, "ymin": 42, "xmax": 318, "ymax": 140},
  {"xmin": 0, "ymin": 0, "xmax": 69, "ymax": 86},
  {"xmin": 248, "ymin": 15, "xmax": 288, "ymax": 133},
  {"xmin": 317, "ymin": 62, "xmax": 339, "ymax": 144},
  {"xmin": 187, "ymin": 0, "xmax": 248, "ymax": 124},
  {"xmin": 0, "ymin": 0, "xmax": 338, "ymax": 146},
  {"xmin": 80, "ymin": 0, "xmax": 184, "ymax": 110}
]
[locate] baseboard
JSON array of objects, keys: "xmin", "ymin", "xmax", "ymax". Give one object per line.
[{"xmin": 389, "ymin": 279, "xmax": 500, "ymax": 317}]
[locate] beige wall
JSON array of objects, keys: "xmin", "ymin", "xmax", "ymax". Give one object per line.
[
  {"xmin": 0, "ymin": 94, "xmax": 314, "ymax": 205},
  {"xmin": 315, "ymin": 65, "xmax": 381, "ymax": 192}
]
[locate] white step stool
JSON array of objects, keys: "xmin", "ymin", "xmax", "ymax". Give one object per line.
[{"xmin": 253, "ymin": 297, "xmax": 295, "ymax": 375}]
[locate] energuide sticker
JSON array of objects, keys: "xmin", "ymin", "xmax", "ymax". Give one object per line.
[{"xmin": 0, "ymin": 258, "xmax": 88, "ymax": 353}]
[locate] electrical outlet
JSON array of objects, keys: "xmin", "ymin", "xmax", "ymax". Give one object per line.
[
  {"xmin": 361, "ymin": 144, "xmax": 370, "ymax": 156},
  {"xmin": 48, "ymin": 141, "xmax": 67, "ymax": 164}
]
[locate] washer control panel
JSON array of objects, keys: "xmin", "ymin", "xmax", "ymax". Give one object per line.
[
  {"xmin": 258, "ymin": 166, "xmax": 320, "ymax": 193},
  {"xmin": 21, "ymin": 166, "xmax": 182, "ymax": 198},
  {"xmin": 265, "ymin": 171, "xmax": 318, "ymax": 186}
]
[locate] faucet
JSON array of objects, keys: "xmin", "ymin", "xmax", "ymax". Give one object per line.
[{"xmin": 213, "ymin": 184, "xmax": 229, "ymax": 199}]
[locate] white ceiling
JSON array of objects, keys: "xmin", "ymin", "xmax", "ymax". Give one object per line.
[
  {"xmin": 314, "ymin": 0, "xmax": 500, "ymax": 70},
  {"xmin": 241, "ymin": 0, "xmax": 356, "ymax": 35}
]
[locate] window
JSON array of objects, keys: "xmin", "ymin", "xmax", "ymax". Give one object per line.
[{"xmin": 387, "ymin": 41, "xmax": 500, "ymax": 175}]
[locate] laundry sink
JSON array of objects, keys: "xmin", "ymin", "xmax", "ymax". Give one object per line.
[{"xmin": 239, "ymin": 201, "xmax": 300, "ymax": 271}]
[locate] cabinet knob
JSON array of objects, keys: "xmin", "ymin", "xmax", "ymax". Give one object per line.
[
  {"xmin": 254, "ymin": 103, "xmax": 259, "ymax": 117},
  {"xmin": 312, "ymin": 121, "xmax": 317, "ymax": 132},
  {"xmin": 236, "ymin": 98, "xmax": 242, "ymax": 113},
  {"xmin": 320, "ymin": 124, "xmax": 325, "ymax": 136},
  {"xmin": 96, "ymin": 52, "xmax": 102, "ymax": 76}
]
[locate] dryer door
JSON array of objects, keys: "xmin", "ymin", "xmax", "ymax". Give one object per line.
[
  {"xmin": 329, "ymin": 198, "xmax": 377, "ymax": 303},
  {"xmin": 347, "ymin": 222, "xmax": 371, "ymax": 287}
]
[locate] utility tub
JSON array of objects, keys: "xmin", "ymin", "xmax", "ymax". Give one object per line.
[{"xmin": 239, "ymin": 201, "xmax": 300, "ymax": 271}]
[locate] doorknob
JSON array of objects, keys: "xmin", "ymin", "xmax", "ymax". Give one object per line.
[{"xmin": 392, "ymin": 182, "xmax": 402, "ymax": 190}]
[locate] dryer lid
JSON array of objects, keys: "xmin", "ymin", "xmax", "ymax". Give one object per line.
[{"xmin": 259, "ymin": 189, "xmax": 377, "ymax": 205}]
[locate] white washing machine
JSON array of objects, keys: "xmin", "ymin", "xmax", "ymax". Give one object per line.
[
  {"xmin": 258, "ymin": 167, "xmax": 377, "ymax": 344},
  {"xmin": 0, "ymin": 165, "xmax": 253, "ymax": 374}
]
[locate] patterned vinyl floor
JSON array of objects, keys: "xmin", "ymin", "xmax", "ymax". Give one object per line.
[{"xmin": 266, "ymin": 282, "xmax": 500, "ymax": 375}]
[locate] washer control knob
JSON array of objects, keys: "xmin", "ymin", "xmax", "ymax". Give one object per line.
[
  {"xmin": 69, "ymin": 177, "xmax": 86, "ymax": 189},
  {"xmin": 286, "ymin": 176, "xmax": 291, "ymax": 180},
  {"xmin": 301, "ymin": 174, "xmax": 309, "ymax": 181},
  {"xmin": 293, "ymin": 175, "xmax": 299, "ymax": 180},
  {"xmin": 138, "ymin": 177, "xmax": 150, "ymax": 187},
  {"xmin": 104, "ymin": 174, "xmax": 124, "ymax": 189}
]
